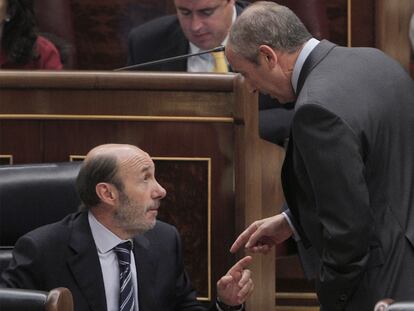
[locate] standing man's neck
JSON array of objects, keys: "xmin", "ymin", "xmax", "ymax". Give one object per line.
[{"xmin": 277, "ymin": 49, "xmax": 302, "ymax": 80}]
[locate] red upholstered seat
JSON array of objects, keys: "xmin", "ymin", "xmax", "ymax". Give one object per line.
[{"xmin": 33, "ymin": 0, "xmax": 77, "ymax": 68}]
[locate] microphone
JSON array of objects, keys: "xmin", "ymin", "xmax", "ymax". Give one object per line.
[{"xmin": 114, "ymin": 46, "xmax": 225, "ymax": 72}]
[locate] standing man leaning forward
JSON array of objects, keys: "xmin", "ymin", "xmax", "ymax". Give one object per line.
[
  {"xmin": 226, "ymin": 2, "xmax": 414, "ymax": 311},
  {"xmin": 1, "ymin": 144, "xmax": 253, "ymax": 311}
]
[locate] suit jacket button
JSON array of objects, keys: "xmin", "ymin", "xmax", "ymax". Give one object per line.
[{"xmin": 339, "ymin": 294, "xmax": 347, "ymax": 301}]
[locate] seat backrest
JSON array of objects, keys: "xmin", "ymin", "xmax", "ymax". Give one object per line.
[
  {"xmin": 0, "ymin": 162, "xmax": 82, "ymax": 247},
  {"xmin": 0, "ymin": 287, "xmax": 73, "ymax": 311},
  {"xmin": 33, "ymin": 0, "xmax": 77, "ymax": 68}
]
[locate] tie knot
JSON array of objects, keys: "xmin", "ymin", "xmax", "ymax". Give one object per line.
[
  {"xmin": 114, "ymin": 241, "xmax": 132, "ymax": 264},
  {"xmin": 211, "ymin": 51, "xmax": 228, "ymax": 73},
  {"xmin": 212, "ymin": 51, "xmax": 224, "ymax": 60}
]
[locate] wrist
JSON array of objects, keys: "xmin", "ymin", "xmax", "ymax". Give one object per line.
[{"xmin": 216, "ymin": 298, "xmax": 242, "ymax": 311}]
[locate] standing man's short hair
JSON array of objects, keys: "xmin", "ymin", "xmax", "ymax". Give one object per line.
[{"xmin": 228, "ymin": 1, "xmax": 311, "ymax": 63}]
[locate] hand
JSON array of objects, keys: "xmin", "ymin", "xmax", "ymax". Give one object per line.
[
  {"xmin": 230, "ymin": 214, "xmax": 293, "ymax": 254},
  {"xmin": 216, "ymin": 256, "xmax": 254, "ymax": 306}
]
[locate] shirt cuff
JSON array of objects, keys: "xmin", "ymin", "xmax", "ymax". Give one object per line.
[
  {"xmin": 282, "ymin": 211, "xmax": 301, "ymax": 241},
  {"xmin": 216, "ymin": 300, "xmax": 243, "ymax": 311}
]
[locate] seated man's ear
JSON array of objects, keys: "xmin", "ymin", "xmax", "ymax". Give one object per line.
[{"xmin": 96, "ymin": 183, "xmax": 119, "ymax": 206}]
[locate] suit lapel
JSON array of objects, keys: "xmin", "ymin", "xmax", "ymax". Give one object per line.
[
  {"xmin": 134, "ymin": 234, "xmax": 159, "ymax": 311},
  {"xmin": 284, "ymin": 39, "xmax": 337, "ymax": 188},
  {"xmin": 281, "ymin": 134, "xmax": 298, "ymax": 218},
  {"xmin": 67, "ymin": 212, "xmax": 107, "ymax": 311},
  {"xmin": 296, "ymin": 40, "xmax": 336, "ymax": 95},
  {"xmin": 162, "ymin": 26, "xmax": 188, "ymax": 71},
  {"xmin": 282, "ymin": 41, "xmax": 337, "ymax": 245}
]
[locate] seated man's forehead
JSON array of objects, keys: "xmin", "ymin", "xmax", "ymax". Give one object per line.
[{"xmin": 175, "ymin": 0, "xmax": 224, "ymax": 9}]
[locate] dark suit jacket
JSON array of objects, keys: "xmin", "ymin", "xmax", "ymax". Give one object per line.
[
  {"xmin": 0, "ymin": 212, "xmax": 216, "ymax": 311},
  {"xmin": 127, "ymin": 0, "xmax": 294, "ymax": 146},
  {"xmin": 282, "ymin": 40, "xmax": 414, "ymax": 310}
]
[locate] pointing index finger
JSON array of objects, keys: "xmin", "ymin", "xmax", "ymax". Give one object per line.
[
  {"xmin": 230, "ymin": 224, "xmax": 258, "ymax": 253},
  {"xmin": 228, "ymin": 255, "xmax": 253, "ymax": 274}
]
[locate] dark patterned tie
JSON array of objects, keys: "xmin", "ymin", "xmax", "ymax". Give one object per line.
[{"xmin": 114, "ymin": 241, "xmax": 135, "ymax": 311}]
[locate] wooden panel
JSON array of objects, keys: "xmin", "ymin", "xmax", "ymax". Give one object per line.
[
  {"xmin": 260, "ymin": 139, "xmax": 285, "ymax": 310},
  {"xmin": 0, "ymin": 155, "xmax": 13, "ymax": 165},
  {"xmin": 274, "ymin": 0, "xmax": 331, "ymax": 40},
  {"xmin": 376, "ymin": 0, "xmax": 414, "ymax": 72},
  {"xmin": 326, "ymin": 0, "xmax": 348, "ymax": 46},
  {"xmin": 155, "ymin": 159, "xmax": 210, "ymax": 299},
  {"xmin": 350, "ymin": 0, "xmax": 375, "ymax": 47},
  {"xmin": 71, "ymin": 0, "xmax": 177, "ymax": 69},
  {"xmin": 0, "ymin": 120, "xmax": 43, "ymax": 164}
]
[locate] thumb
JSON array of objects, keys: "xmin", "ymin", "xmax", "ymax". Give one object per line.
[{"xmin": 245, "ymin": 229, "xmax": 263, "ymax": 248}]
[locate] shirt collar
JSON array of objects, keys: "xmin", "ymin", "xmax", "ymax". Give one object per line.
[
  {"xmin": 291, "ymin": 38, "xmax": 320, "ymax": 93},
  {"xmin": 189, "ymin": 4, "xmax": 237, "ymax": 56},
  {"xmin": 88, "ymin": 211, "xmax": 132, "ymax": 254}
]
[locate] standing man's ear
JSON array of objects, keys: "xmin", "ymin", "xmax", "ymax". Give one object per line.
[
  {"xmin": 96, "ymin": 183, "xmax": 118, "ymax": 206},
  {"xmin": 258, "ymin": 45, "xmax": 278, "ymax": 68}
]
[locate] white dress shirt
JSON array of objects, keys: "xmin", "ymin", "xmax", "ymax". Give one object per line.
[
  {"xmin": 291, "ymin": 38, "xmax": 320, "ymax": 93},
  {"xmin": 88, "ymin": 211, "xmax": 139, "ymax": 311}
]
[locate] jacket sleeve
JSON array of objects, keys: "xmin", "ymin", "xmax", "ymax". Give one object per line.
[
  {"xmin": 0, "ymin": 235, "xmax": 45, "ymax": 289},
  {"xmin": 292, "ymin": 104, "xmax": 372, "ymax": 310}
]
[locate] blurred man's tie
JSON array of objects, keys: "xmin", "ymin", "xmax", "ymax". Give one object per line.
[{"xmin": 212, "ymin": 51, "xmax": 228, "ymax": 73}]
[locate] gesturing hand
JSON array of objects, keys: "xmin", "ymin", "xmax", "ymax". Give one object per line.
[
  {"xmin": 230, "ymin": 214, "xmax": 293, "ymax": 254},
  {"xmin": 216, "ymin": 256, "xmax": 254, "ymax": 306}
]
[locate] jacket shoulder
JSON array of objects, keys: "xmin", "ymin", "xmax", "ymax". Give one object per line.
[
  {"xmin": 144, "ymin": 220, "xmax": 179, "ymax": 240},
  {"xmin": 128, "ymin": 15, "xmax": 182, "ymax": 47},
  {"xmin": 236, "ymin": 0, "xmax": 250, "ymax": 11},
  {"xmin": 22, "ymin": 212, "xmax": 81, "ymax": 246}
]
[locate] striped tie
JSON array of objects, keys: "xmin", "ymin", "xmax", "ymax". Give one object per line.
[{"xmin": 114, "ymin": 241, "xmax": 135, "ymax": 311}]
